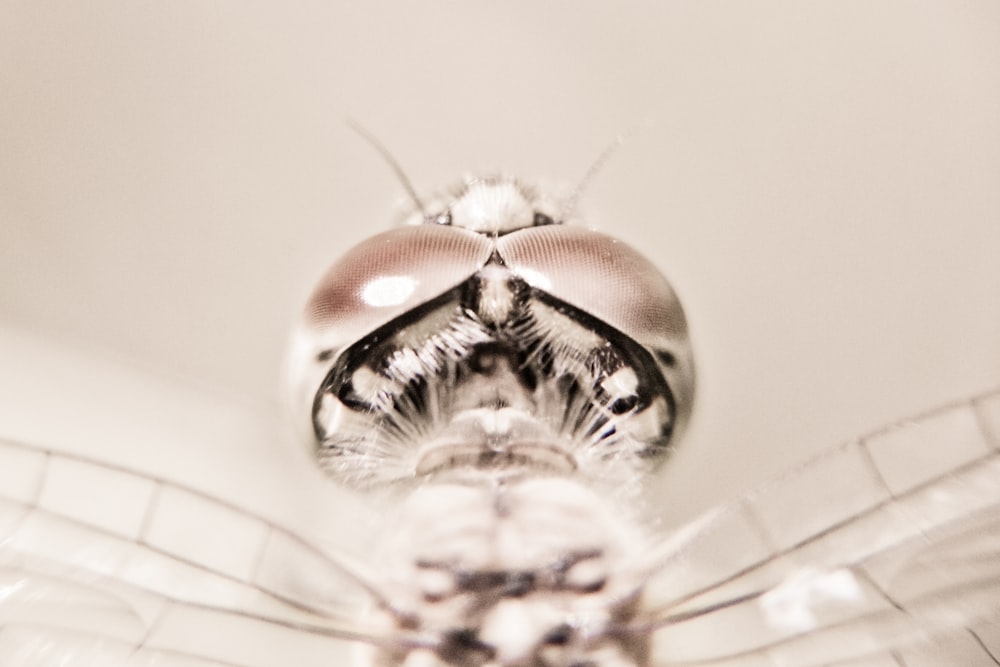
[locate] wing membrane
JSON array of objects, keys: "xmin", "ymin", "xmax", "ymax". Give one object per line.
[
  {"xmin": 644, "ymin": 388, "xmax": 1000, "ymax": 666},
  {"xmin": 0, "ymin": 438, "xmax": 385, "ymax": 667}
]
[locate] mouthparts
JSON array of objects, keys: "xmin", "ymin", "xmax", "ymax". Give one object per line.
[{"xmin": 415, "ymin": 408, "xmax": 579, "ymax": 477}]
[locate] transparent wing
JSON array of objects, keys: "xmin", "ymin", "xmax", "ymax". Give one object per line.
[
  {"xmin": 642, "ymin": 387, "xmax": 1000, "ymax": 666},
  {"xmin": 0, "ymin": 437, "xmax": 388, "ymax": 667}
]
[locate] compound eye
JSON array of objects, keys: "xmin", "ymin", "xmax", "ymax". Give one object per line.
[
  {"xmin": 497, "ymin": 226, "xmax": 687, "ymax": 350},
  {"xmin": 303, "ymin": 225, "xmax": 493, "ymax": 345},
  {"xmin": 496, "ymin": 225, "xmax": 695, "ymax": 435}
]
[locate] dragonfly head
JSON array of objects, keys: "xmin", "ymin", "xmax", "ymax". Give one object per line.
[{"xmin": 289, "ymin": 176, "xmax": 695, "ymax": 488}]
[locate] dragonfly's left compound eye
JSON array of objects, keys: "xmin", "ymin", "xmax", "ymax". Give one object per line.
[
  {"xmin": 302, "ymin": 224, "xmax": 494, "ymax": 345},
  {"xmin": 285, "ymin": 223, "xmax": 493, "ymax": 438}
]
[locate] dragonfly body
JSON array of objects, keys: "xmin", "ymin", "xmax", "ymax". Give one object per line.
[
  {"xmin": 0, "ymin": 175, "xmax": 998, "ymax": 666},
  {"xmin": 365, "ymin": 472, "xmax": 649, "ymax": 666}
]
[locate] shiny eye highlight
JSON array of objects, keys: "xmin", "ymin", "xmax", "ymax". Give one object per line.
[{"xmin": 360, "ymin": 276, "xmax": 417, "ymax": 307}]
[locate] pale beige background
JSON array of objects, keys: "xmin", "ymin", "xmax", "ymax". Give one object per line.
[{"xmin": 1, "ymin": 2, "xmax": 999, "ymax": 538}]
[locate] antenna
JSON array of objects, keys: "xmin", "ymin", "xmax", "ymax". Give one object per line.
[
  {"xmin": 561, "ymin": 123, "xmax": 647, "ymax": 222},
  {"xmin": 346, "ymin": 119, "xmax": 428, "ymax": 218}
]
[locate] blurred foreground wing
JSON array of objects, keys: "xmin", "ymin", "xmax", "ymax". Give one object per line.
[
  {"xmin": 0, "ymin": 438, "xmax": 383, "ymax": 667},
  {"xmin": 643, "ymin": 388, "xmax": 1000, "ymax": 666}
]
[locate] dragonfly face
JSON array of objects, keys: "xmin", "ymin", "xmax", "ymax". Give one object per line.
[{"xmin": 291, "ymin": 176, "xmax": 696, "ymax": 489}]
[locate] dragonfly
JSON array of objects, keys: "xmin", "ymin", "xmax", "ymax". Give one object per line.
[{"xmin": 0, "ymin": 174, "xmax": 998, "ymax": 666}]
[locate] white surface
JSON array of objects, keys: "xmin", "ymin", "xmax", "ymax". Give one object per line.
[{"xmin": 1, "ymin": 1, "xmax": 998, "ymax": 528}]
